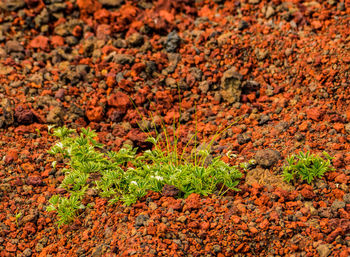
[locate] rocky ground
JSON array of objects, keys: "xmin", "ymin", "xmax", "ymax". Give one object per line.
[{"xmin": 0, "ymin": 0, "xmax": 350, "ymax": 256}]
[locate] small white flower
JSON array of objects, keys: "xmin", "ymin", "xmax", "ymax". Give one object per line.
[
  {"xmin": 55, "ymin": 142, "xmax": 64, "ymax": 149},
  {"xmin": 130, "ymin": 181, "xmax": 138, "ymax": 186},
  {"xmin": 154, "ymin": 176, "xmax": 164, "ymax": 181}
]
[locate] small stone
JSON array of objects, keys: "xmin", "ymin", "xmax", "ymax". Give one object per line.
[
  {"xmin": 54, "ymin": 89, "xmax": 65, "ymax": 100},
  {"xmin": 238, "ymin": 20, "xmax": 249, "ymax": 30},
  {"xmin": 26, "ymin": 176, "xmax": 42, "ymax": 186},
  {"xmin": 316, "ymin": 244, "xmax": 331, "ymax": 257},
  {"xmin": 220, "ymin": 68, "xmax": 243, "ymax": 104},
  {"xmin": 134, "ymin": 214, "xmax": 149, "ymax": 227},
  {"xmin": 105, "ymin": 53, "xmax": 135, "ymax": 65},
  {"xmin": 5, "ymin": 40, "xmax": 24, "ymax": 53},
  {"xmin": 127, "ymin": 33, "xmax": 144, "ymax": 47},
  {"xmin": 176, "ymin": 216, "xmax": 187, "ymax": 223},
  {"xmin": 85, "ymin": 105, "xmax": 104, "ymax": 122},
  {"xmin": 4, "ymin": 149, "xmax": 18, "ymax": 164},
  {"xmin": 258, "ymin": 114, "xmax": 270, "ymax": 125},
  {"xmin": 23, "ymin": 248, "xmax": 32, "ymax": 257},
  {"xmin": 237, "ymin": 133, "xmax": 251, "ymax": 145},
  {"xmin": 162, "ymin": 184, "xmax": 180, "ymax": 197},
  {"xmin": 265, "ymin": 6, "xmax": 275, "ymax": 19},
  {"xmin": 343, "ymin": 193, "xmax": 350, "ymax": 204},
  {"xmin": 331, "ymin": 200, "xmax": 345, "ymax": 211},
  {"xmin": 300, "ymin": 188, "xmax": 316, "ymax": 200},
  {"xmin": 14, "ymin": 106, "xmax": 35, "ymax": 125},
  {"xmin": 46, "ymin": 106, "xmax": 64, "ymax": 124},
  {"xmin": 29, "ymin": 35, "xmax": 49, "ymax": 50},
  {"xmin": 199, "ymin": 81, "xmax": 210, "ymax": 94},
  {"xmin": 255, "ymin": 149, "xmax": 281, "ymax": 168},
  {"xmin": 98, "ymin": 0, "xmax": 123, "ymax": 7},
  {"xmin": 213, "ymin": 245, "xmax": 222, "ymax": 253},
  {"xmin": 148, "ymin": 202, "xmax": 158, "ymax": 211},
  {"xmin": 183, "ymin": 193, "xmax": 201, "ymax": 211},
  {"xmin": 166, "ymin": 31, "xmax": 181, "ymax": 53},
  {"xmin": 3, "ymin": 0, "xmax": 25, "ymax": 11},
  {"xmin": 108, "ymin": 91, "xmax": 131, "ymax": 114},
  {"xmin": 285, "ymin": 48, "xmax": 293, "ymax": 57}
]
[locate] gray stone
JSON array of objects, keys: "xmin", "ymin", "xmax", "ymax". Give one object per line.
[{"xmin": 166, "ymin": 31, "xmax": 181, "ymax": 53}]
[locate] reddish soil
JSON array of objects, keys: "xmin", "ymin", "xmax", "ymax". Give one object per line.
[{"xmin": 0, "ymin": 0, "xmax": 350, "ymax": 256}]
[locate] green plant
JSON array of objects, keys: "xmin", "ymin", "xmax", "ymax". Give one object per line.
[
  {"xmin": 282, "ymin": 151, "xmax": 334, "ymax": 184},
  {"xmin": 46, "ymin": 125, "xmax": 242, "ymax": 226},
  {"xmin": 14, "ymin": 212, "xmax": 22, "ymax": 227}
]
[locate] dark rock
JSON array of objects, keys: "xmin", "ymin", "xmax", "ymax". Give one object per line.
[
  {"xmin": 14, "ymin": 105, "xmax": 35, "ymax": 125},
  {"xmin": 237, "ymin": 133, "xmax": 251, "ymax": 145},
  {"xmin": 165, "ymin": 31, "xmax": 181, "ymax": 53},
  {"xmin": 258, "ymin": 114, "xmax": 270, "ymax": 125},
  {"xmin": 255, "ymin": 149, "xmax": 281, "ymax": 168},
  {"xmin": 127, "ymin": 33, "xmax": 144, "ymax": 47},
  {"xmin": 238, "ymin": 20, "xmax": 249, "ymax": 30},
  {"xmin": 76, "ymin": 64, "xmax": 90, "ymax": 78},
  {"xmin": 162, "ymin": 184, "xmax": 180, "ymax": 197},
  {"xmin": 135, "ymin": 214, "xmax": 149, "ymax": 227}
]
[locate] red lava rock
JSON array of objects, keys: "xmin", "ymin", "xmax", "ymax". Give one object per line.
[
  {"xmin": 183, "ymin": 193, "xmax": 201, "ymax": 211},
  {"xmin": 29, "ymin": 35, "xmax": 49, "ymax": 50},
  {"xmin": 86, "ymin": 105, "xmax": 104, "ymax": 122},
  {"xmin": 335, "ymin": 174, "xmax": 349, "ymax": 184},
  {"xmin": 51, "ymin": 36, "xmax": 65, "ymax": 47},
  {"xmin": 127, "ymin": 129, "xmax": 152, "ymax": 149},
  {"xmin": 27, "ymin": 176, "xmax": 42, "ymax": 186},
  {"xmin": 300, "ymin": 187, "xmax": 316, "ymax": 200},
  {"xmin": 4, "ymin": 149, "xmax": 18, "ymax": 164},
  {"xmin": 5, "ymin": 242, "xmax": 16, "ymax": 252},
  {"xmin": 106, "ymin": 108, "xmax": 124, "ymax": 122},
  {"xmin": 108, "ymin": 91, "xmax": 131, "ymax": 114},
  {"xmin": 306, "ymin": 107, "xmax": 324, "ymax": 121},
  {"xmin": 76, "ymin": 0, "xmax": 101, "ymax": 15}
]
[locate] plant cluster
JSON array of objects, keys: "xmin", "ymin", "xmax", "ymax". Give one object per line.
[
  {"xmin": 46, "ymin": 126, "xmax": 242, "ymax": 226},
  {"xmin": 282, "ymin": 151, "xmax": 334, "ymax": 184}
]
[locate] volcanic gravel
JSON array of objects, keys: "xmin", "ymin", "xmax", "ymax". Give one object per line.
[{"xmin": 0, "ymin": 0, "xmax": 350, "ymax": 256}]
